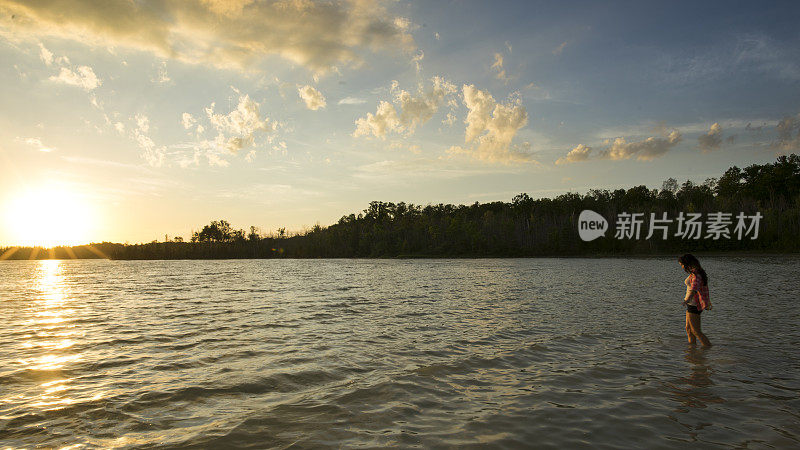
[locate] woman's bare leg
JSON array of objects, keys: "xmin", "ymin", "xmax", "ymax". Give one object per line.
[
  {"xmin": 685, "ymin": 312, "xmax": 696, "ymax": 344},
  {"xmin": 688, "ymin": 312, "xmax": 711, "ymax": 347}
]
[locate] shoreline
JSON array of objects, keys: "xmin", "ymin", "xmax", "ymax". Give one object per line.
[{"xmin": 2, "ymin": 251, "xmax": 798, "ymax": 262}]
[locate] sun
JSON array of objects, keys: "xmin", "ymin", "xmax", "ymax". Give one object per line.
[{"xmin": 3, "ymin": 186, "xmax": 96, "ymax": 247}]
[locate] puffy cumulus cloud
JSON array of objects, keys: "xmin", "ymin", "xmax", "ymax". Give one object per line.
[
  {"xmin": 448, "ymin": 84, "xmax": 530, "ymax": 164},
  {"xmin": 353, "ymin": 76, "xmax": 457, "ymax": 138},
  {"xmin": 395, "ymin": 77, "xmax": 457, "ymax": 132},
  {"xmin": 697, "ymin": 122, "xmax": 723, "ymax": 152},
  {"xmin": 297, "ymin": 85, "xmax": 327, "ymax": 110},
  {"xmin": 353, "ymin": 100, "xmax": 400, "ymax": 138},
  {"xmin": 1, "ymin": 0, "xmax": 414, "ymax": 74},
  {"xmin": 205, "ymin": 94, "xmax": 272, "ymax": 153},
  {"xmin": 556, "ymin": 130, "xmax": 683, "ymax": 164},
  {"xmin": 555, "ymin": 144, "xmax": 591, "ymax": 165},
  {"xmin": 463, "ymin": 85, "xmax": 496, "ymax": 143},
  {"xmin": 49, "ymin": 65, "xmax": 101, "ymax": 91},
  {"xmin": 181, "ymin": 113, "xmax": 195, "ymax": 130},
  {"xmin": 125, "ymin": 92, "xmax": 277, "ymax": 168},
  {"xmin": 605, "ymin": 131, "xmax": 682, "ymax": 161},
  {"xmin": 773, "ymin": 113, "xmax": 800, "ymax": 152}
]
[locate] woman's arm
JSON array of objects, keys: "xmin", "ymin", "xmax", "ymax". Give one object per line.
[{"xmin": 683, "ymin": 288, "xmax": 695, "ymax": 305}]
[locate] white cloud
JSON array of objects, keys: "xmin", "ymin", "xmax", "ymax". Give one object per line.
[
  {"xmin": 396, "ymin": 77, "xmax": 456, "ymax": 131},
  {"xmin": 697, "ymin": 122, "xmax": 723, "ymax": 152},
  {"xmin": 353, "ymin": 100, "xmax": 400, "ymax": 139},
  {"xmin": 3, "ymin": 0, "xmax": 415, "ymax": 75},
  {"xmin": 132, "ymin": 114, "xmax": 165, "ymax": 167},
  {"xmin": 181, "ymin": 113, "xmax": 196, "ymax": 130},
  {"xmin": 338, "ymin": 97, "xmax": 367, "ymax": 105},
  {"xmin": 556, "ymin": 130, "xmax": 683, "ymax": 164},
  {"xmin": 89, "ymin": 93, "xmax": 102, "ymax": 109},
  {"xmin": 135, "ymin": 114, "xmax": 150, "ymax": 133},
  {"xmin": 353, "ymin": 76, "xmax": 457, "ymax": 138},
  {"xmin": 555, "ymin": 144, "xmax": 591, "ymax": 165},
  {"xmin": 17, "ymin": 136, "xmax": 55, "ymax": 152},
  {"xmin": 605, "ymin": 131, "xmax": 682, "ymax": 160},
  {"xmin": 153, "ymin": 61, "xmax": 170, "ymax": 84},
  {"xmin": 272, "ymin": 140, "xmax": 287, "ymax": 156},
  {"xmin": 448, "ymin": 84, "xmax": 531, "ymax": 164},
  {"xmin": 38, "ymin": 43, "xmax": 53, "ymax": 65},
  {"xmin": 125, "ymin": 94, "xmax": 275, "ymax": 168},
  {"xmin": 297, "ymin": 85, "xmax": 327, "ymax": 110},
  {"xmin": 205, "ymin": 94, "xmax": 272, "ymax": 153},
  {"xmin": 490, "ymin": 44, "xmax": 515, "ymax": 83},
  {"xmin": 463, "ymin": 84, "xmax": 496, "ymax": 143},
  {"xmin": 491, "ymin": 52, "xmax": 509, "ymax": 83},
  {"xmin": 49, "ymin": 65, "xmax": 101, "ymax": 91}
]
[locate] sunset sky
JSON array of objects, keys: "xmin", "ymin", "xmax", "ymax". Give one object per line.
[{"xmin": 2, "ymin": 0, "xmax": 799, "ymax": 245}]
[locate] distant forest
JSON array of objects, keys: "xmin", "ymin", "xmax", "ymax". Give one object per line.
[{"xmin": 3, "ymin": 154, "xmax": 799, "ymax": 260}]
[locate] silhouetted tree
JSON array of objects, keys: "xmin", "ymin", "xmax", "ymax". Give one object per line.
[{"xmin": 4, "ymin": 155, "xmax": 797, "ymax": 260}]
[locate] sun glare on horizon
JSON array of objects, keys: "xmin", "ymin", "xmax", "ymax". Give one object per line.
[{"xmin": 3, "ymin": 187, "xmax": 96, "ymax": 248}]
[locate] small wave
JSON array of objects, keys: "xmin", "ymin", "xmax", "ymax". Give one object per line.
[{"xmin": 122, "ymin": 369, "xmax": 348, "ymax": 411}]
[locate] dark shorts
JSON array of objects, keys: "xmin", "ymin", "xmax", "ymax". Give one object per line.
[{"xmin": 686, "ymin": 304, "xmax": 702, "ymax": 315}]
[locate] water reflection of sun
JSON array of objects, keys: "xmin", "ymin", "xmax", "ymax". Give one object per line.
[
  {"xmin": 38, "ymin": 259, "xmax": 65, "ymax": 303},
  {"xmin": 15, "ymin": 260, "xmax": 95, "ymax": 411}
]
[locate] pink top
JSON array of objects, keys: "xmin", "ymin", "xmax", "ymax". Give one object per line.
[{"xmin": 688, "ymin": 272, "xmax": 710, "ymax": 311}]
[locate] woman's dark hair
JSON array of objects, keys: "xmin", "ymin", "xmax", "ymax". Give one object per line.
[{"xmin": 678, "ymin": 253, "xmax": 708, "ymax": 285}]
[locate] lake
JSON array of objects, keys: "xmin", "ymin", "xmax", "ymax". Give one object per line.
[{"xmin": 1, "ymin": 257, "xmax": 798, "ymax": 448}]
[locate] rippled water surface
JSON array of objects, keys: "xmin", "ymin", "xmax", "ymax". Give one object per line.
[{"xmin": 1, "ymin": 257, "xmax": 799, "ymax": 448}]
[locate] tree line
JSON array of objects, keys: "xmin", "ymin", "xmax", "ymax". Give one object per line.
[{"xmin": 2, "ymin": 154, "xmax": 799, "ymax": 260}]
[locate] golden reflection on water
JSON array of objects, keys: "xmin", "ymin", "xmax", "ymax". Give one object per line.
[{"xmin": 18, "ymin": 260, "xmax": 90, "ymax": 411}]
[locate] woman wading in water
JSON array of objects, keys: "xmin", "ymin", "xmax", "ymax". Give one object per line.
[{"xmin": 679, "ymin": 254, "xmax": 712, "ymax": 347}]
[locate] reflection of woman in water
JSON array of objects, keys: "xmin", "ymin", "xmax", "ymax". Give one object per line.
[{"xmin": 679, "ymin": 254, "xmax": 712, "ymax": 347}]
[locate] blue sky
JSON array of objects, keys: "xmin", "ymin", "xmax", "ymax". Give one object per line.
[{"xmin": 1, "ymin": 0, "xmax": 799, "ymax": 245}]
